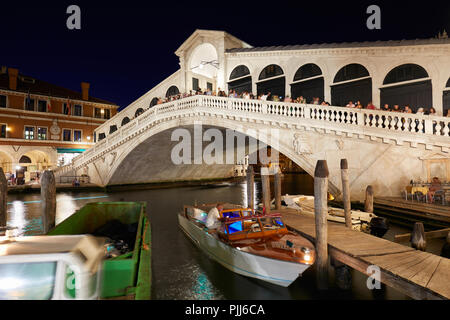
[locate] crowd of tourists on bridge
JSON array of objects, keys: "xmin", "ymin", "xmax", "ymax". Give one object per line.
[{"xmin": 156, "ymin": 88, "xmax": 449, "ymax": 117}]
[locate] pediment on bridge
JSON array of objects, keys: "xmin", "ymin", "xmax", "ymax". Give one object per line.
[{"xmin": 419, "ymin": 152, "xmax": 450, "ymax": 161}]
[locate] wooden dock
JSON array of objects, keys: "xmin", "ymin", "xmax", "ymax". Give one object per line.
[
  {"xmin": 279, "ymin": 207, "xmax": 450, "ymax": 300},
  {"xmin": 373, "ymin": 197, "xmax": 450, "ymax": 228}
]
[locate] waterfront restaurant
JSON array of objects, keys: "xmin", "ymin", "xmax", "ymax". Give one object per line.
[{"xmin": 0, "ymin": 66, "xmax": 119, "ymax": 185}]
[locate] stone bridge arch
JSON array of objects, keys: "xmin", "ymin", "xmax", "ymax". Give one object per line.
[{"xmin": 93, "ymin": 116, "xmax": 340, "ymax": 195}]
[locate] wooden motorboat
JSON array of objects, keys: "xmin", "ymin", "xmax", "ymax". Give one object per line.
[{"xmin": 178, "ymin": 204, "xmax": 315, "ymax": 287}]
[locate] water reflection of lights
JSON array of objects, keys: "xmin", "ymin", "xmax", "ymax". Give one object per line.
[
  {"xmin": 193, "ymin": 272, "xmax": 216, "ymax": 300},
  {"xmin": 7, "ymin": 201, "xmax": 28, "ymax": 233},
  {"xmin": 55, "ymin": 194, "xmax": 78, "ymax": 224},
  {"xmin": 6, "ymin": 195, "xmax": 110, "ymax": 234},
  {"xmin": 240, "ymin": 182, "xmax": 258, "ymax": 209}
]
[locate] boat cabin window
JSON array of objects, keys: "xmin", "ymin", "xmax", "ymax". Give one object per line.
[
  {"xmin": 225, "ymin": 217, "xmax": 262, "ymax": 234},
  {"xmin": 242, "ymin": 210, "xmax": 252, "ymax": 217},
  {"xmin": 0, "ymin": 262, "xmax": 57, "ymax": 300},
  {"xmin": 227, "ymin": 220, "xmax": 243, "ymax": 234},
  {"xmin": 221, "ymin": 210, "xmax": 241, "ymax": 219},
  {"xmin": 261, "ymin": 217, "xmax": 285, "ymax": 231}
]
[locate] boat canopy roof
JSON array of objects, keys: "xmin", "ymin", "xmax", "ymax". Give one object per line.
[{"xmin": 0, "ymin": 235, "xmax": 104, "ymax": 256}]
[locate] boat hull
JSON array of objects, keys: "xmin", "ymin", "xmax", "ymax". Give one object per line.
[{"xmin": 178, "ymin": 214, "xmax": 310, "ymax": 287}]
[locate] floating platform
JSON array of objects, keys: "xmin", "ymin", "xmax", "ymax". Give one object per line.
[
  {"xmin": 279, "ymin": 207, "xmax": 450, "ymax": 300},
  {"xmin": 373, "ymin": 197, "xmax": 450, "ymax": 229}
]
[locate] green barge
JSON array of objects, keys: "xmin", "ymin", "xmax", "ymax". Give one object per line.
[{"xmin": 0, "ymin": 202, "xmax": 151, "ymax": 300}]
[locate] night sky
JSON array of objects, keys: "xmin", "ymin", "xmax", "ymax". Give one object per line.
[{"xmin": 1, "ymin": 1, "xmax": 449, "ymax": 110}]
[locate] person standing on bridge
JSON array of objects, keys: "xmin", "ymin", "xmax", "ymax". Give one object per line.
[{"xmin": 366, "ymin": 101, "xmax": 376, "ymax": 110}]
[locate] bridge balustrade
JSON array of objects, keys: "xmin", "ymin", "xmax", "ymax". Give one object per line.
[{"xmin": 55, "ymin": 95, "xmax": 450, "ymax": 176}]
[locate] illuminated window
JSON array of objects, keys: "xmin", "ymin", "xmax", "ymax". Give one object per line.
[
  {"xmin": 24, "ymin": 126, "xmax": 35, "ymax": 139},
  {"xmin": 37, "ymin": 127, "xmax": 47, "ymax": 140}
]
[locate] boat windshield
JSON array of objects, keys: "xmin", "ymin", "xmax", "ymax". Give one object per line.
[
  {"xmin": 0, "ymin": 262, "xmax": 57, "ymax": 300},
  {"xmin": 242, "ymin": 210, "xmax": 253, "ymax": 217},
  {"xmin": 224, "ymin": 217, "xmax": 261, "ymax": 235},
  {"xmin": 222, "ymin": 210, "xmax": 241, "ymax": 219}
]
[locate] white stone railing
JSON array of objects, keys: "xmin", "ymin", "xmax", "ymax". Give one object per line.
[{"xmin": 54, "ymin": 95, "xmax": 450, "ymax": 176}]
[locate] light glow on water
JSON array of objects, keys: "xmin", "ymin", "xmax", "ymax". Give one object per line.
[{"xmin": 6, "ymin": 194, "xmax": 110, "ymax": 235}]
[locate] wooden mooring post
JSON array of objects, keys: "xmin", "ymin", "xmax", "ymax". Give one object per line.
[
  {"xmin": 333, "ymin": 159, "xmax": 353, "ymax": 290},
  {"xmin": 274, "ymin": 167, "xmax": 282, "ymax": 210},
  {"xmin": 340, "ymin": 159, "xmax": 352, "ymax": 229},
  {"xmin": 41, "ymin": 170, "xmax": 56, "ymax": 233},
  {"xmin": 0, "ymin": 168, "xmax": 7, "ymax": 227},
  {"xmin": 441, "ymin": 232, "xmax": 450, "ymax": 258},
  {"xmin": 261, "ymin": 167, "xmax": 271, "ymax": 214},
  {"xmin": 364, "ymin": 185, "xmax": 374, "ymax": 213},
  {"xmin": 314, "ymin": 160, "xmax": 329, "ymax": 290},
  {"xmin": 246, "ymin": 166, "xmax": 254, "ymax": 210}
]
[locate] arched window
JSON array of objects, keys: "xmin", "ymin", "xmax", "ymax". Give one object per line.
[
  {"xmin": 121, "ymin": 117, "xmax": 131, "ymax": 126},
  {"xmin": 166, "ymin": 86, "xmax": 180, "ymax": 98},
  {"xmin": 98, "ymin": 133, "xmax": 106, "ymax": 141},
  {"xmin": 331, "ymin": 64, "xmax": 372, "ymax": 107},
  {"xmin": 257, "ymin": 64, "xmax": 285, "ymax": 98},
  {"xmin": 229, "ymin": 65, "xmax": 250, "ymax": 80},
  {"xmin": 381, "ymin": 64, "xmax": 431, "ymax": 112},
  {"xmin": 293, "ymin": 63, "xmax": 322, "ymax": 82},
  {"xmin": 109, "ymin": 125, "xmax": 118, "ymax": 134},
  {"xmin": 258, "ymin": 64, "xmax": 284, "ymax": 81},
  {"xmin": 19, "ymin": 155, "xmax": 32, "ymax": 163},
  {"xmin": 291, "ymin": 63, "xmax": 324, "ymax": 103},
  {"xmin": 383, "ymin": 64, "xmax": 428, "ymax": 85},
  {"xmin": 333, "ymin": 64, "xmax": 370, "ymax": 83},
  {"xmin": 149, "ymin": 97, "xmax": 159, "ymax": 108},
  {"xmin": 135, "ymin": 108, "xmax": 144, "ymax": 118},
  {"xmin": 228, "ymin": 65, "xmax": 252, "ymax": 94}
]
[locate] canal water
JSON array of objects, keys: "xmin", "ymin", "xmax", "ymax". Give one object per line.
[{"xmin": 5, "ymin": 173, "xmax": 445, "ymax": 300}]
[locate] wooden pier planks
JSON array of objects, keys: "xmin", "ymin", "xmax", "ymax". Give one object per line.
[
  {"xmin": 374, "ymin": 197, "xmax": 450, "ymax": 221},
  {"xmin": 279, "ymin": 208, "xmax": 450, "ymax": 300}
]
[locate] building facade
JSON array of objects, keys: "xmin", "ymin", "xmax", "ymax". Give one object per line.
[
  {"xmin": 94, "ymin": 29, "xmax": 450, "ymax": 139},
  {"xmin": 0, "ymin": 66, "xmax": 118, "ymax": 184}
]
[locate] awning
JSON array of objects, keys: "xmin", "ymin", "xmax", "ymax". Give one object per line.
[{"xmin": 56, "ymin": 148, "xmax": 86, "ymax": 154}]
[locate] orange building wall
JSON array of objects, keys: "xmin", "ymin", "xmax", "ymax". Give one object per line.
[{"xmin": 0, "ymin": 90, "xmax": 118, "ymax": 147}]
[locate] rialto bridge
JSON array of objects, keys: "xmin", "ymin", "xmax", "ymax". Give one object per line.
[{"xmin": 55, "ymin": 30, "xmax": 450, "ymax": 200}]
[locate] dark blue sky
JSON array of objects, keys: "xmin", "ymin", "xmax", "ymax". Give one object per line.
[{"xmin": 1, "ymin": 1, "xmax": 449, "ymax": 110}]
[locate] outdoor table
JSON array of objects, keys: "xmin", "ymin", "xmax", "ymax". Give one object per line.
[{"xmin": 405, "ymin": 185, "xmax": 429, "ymax": 195}]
